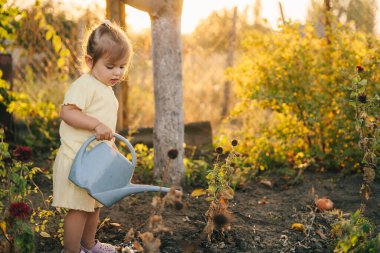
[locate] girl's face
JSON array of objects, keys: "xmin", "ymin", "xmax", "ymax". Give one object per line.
[{"xmin": 86, "ymin": 54, "xmax": 129, "ymax": 86}]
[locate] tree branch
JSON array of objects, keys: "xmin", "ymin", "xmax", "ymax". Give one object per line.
[{"xmin": 122, "ymin": 0, "xmax": 165, "ymax": 17}]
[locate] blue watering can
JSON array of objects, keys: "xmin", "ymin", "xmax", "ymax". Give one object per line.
[{"xmin": 69, "ymin": 133, "xmax": 170, "ymax": 207}]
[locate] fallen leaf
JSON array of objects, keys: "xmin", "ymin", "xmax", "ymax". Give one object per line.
[
  {"xmin": 191, "ymin": 188, "xmax": 206, "ymax": 197},
  {"xmin": 259, "ymin": 179, "xmax": 273, "ymax": 188},
  {"xmin": 291, "ymin": 223, "xmax": 305, "ymax": 232},
  {"xmin": 0, "ymin": 220, "xmax": 6, "ymax": 234},
  {"xmin": 140, "ymin": 232, "xmax": 161, "ymax": 252},
  {"xmin": 124, "ymin": 228, "xmax": 135, "ymax": 243},
  {"xmin": 40, "ymin": 231, "xmax": 51, "ymax": 237},
  {"xmin": 123, "ymin": 246, "xmax": 135, "ymax": 253},
  {"xmin": 315, "ymin": 229, "xmax": 327, "ymax": 239},
  {"xmin": 0, "ymin": 220, "xmax": 9, "ymax": 240},
  {"xmin": 98, "ymin": 217, "xmax": 110, "ymax": 230},
  {"xmin": 133, "ymin": 240, "xmax": 144, "ymax": 252},
  {"xmin": 151, "ymin": 196, "xmax": 162, "ymax": 208},
  {"xmin": 258, "ymin": 197, "xmax": 268, "ymax": 204}
]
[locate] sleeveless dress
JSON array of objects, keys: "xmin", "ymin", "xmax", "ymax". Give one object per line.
[{"xmin": 52, "ymin": 73, "xmax": 119, "ymax": 212}]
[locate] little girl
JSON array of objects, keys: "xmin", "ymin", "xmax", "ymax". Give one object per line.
[{"xmin": 52, "ymin": 20, "xmax": 133, "ymax": 253}]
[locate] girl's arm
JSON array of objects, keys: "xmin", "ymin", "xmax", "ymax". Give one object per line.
[{"xmin": 60, "ymin": 104, "xmax": 113, "ymax": 140}]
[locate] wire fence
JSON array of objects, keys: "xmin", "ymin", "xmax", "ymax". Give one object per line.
[{"xmin": 12, "ymin": 37, "xmax": 82, "ymax": 85}]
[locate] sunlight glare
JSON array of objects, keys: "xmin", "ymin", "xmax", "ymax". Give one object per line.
[{"xmin": 126, "ymin": 0, "xmax": 311, "ymax": 34}]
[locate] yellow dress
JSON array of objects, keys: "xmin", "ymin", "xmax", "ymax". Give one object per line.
[{"xmin": 52, "ymin": 73, "xmax": 119, "ymax": 212}]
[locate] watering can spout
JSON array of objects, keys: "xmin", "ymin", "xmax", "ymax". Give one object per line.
[
  {"xmin": 122, "ymin": 184, "xmax": 170, "ymax": 195},
  {"xmin": 91, "ymin": 184, "xmax": 170, "ymax": 207}
]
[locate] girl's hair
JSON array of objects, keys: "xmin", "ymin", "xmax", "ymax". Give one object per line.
[{"xmin": 84, "ymin": 20, "xmax": 133, "ymax": 69}]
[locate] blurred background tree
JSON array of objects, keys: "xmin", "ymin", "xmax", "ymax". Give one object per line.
[{"xmin": 307, "ymin": 0, "xmax": 377, "ymax": 35}]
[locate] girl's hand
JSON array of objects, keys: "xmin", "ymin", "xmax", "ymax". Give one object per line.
[{"xmin": 94, "ymin": 122, "xmax": 113, "ymax": 140}]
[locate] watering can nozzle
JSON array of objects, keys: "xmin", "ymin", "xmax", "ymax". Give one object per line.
[{"xmin": 91, "ymin": 184, "xmax": 170, "ymax": 207}]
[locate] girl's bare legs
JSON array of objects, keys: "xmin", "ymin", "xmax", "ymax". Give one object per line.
[
  {"xmin": 63, "ymin": 209, "xmax": 88, "ymax": 253},
  {"xmin": 81, "ymin": 207, "xmax": 100, "ymax": 249}
]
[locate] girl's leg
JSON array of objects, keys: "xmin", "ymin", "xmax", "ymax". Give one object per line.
[
  {"xmin": 63, "ymin": 209, "xmax": 88, "ymax": 253},
  {"xmin": 81, "ymin": 207, "xmax": 100, "ymax": 249}
]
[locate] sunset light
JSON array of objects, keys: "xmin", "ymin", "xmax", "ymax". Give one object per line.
[{"xmin": 53, "ymin": 0, "xmax": 312, "ymax": 33}]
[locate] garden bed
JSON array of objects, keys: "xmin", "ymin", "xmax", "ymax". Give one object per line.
[{"xmin": 33, "ymin": 170, "xmax": 380, "ymax": 253}]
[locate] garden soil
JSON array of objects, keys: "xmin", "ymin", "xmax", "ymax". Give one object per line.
[{"xmin": 35, "ymin": 171, "xmax": 380, "ymax": 253}]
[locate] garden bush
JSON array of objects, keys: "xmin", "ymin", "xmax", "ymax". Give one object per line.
[{"xmin": 222, "ymin": 22, "xmax": 380, "ymax": 172}]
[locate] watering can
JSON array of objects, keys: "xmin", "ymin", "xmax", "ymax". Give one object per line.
[{"xmin": 69, "ymin": 133, "xmax": 170, "ymax": 207}]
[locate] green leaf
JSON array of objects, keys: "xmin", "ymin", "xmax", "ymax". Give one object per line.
[
  {"xmin": 358, "ymin": 79, "xmax": 367, "ymax": 86},
  {"xmin": 349, "ymin": 101, "xmax": 356, "ymax": 107},
  {"xmin": 207, "ymin": 185, "xmax": 216, "ymax": 194},
  {"xmin": 350, "ymin": 235, "xmax": 358, "ymax": 246},
  {"xmin": 11, "ymin": 173, "xmax": 20, "ymax": 184},
  {"xmin": 358, "ymin": 86, "xmax": 366, "ymax": 93},
  {"xmin": 206, "ymin": 172, "xmax": 213, "ymax": 180}
]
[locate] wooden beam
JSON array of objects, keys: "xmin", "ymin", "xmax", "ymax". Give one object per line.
[
  {"xmin": 106, "ymin": 0, "xmax": 125, "ymax": 25},
  {"xmin": 122, "ymin": 0, "xmax": 165, "ymax": 16}
]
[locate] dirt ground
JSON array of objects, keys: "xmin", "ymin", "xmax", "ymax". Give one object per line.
[{"xmin": 35, "ymin": 171, "xmax": 380, "ymax": 253}]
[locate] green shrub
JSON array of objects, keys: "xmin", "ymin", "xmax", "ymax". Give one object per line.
[
  {"xmin": 225, "ymin": 22, "xmax": 380, "ymax": 172},
  {"xmin": 332, "ymin": 210, "xmax": 380, "ymax": 253}
]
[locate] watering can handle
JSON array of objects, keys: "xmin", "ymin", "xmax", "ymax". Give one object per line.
[{"xmin": 76, "ymin": 133, "xmax": 137, "ymax": 167}]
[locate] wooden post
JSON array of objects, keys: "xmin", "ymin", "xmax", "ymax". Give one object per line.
[
  {"xmin": 120, "ymin": 0, "xmax": 185, "ymax": 185},
  {"xmin": 106, "ymin": 0, "xmax": 129, "ymax": 130},
  {"xmin": 279, "ymin": 1, "xmax": 286, "ymax": 26},
  {"xmin": 220, "ymin": 6, "xmax": 237, "ymax": 119},
  {"xmin": 150, "ymin": 0, "xmax": 184, "ymax": 185},
  {"xmin": 324, "ymin": 0, "xmax": 331, "ymax": 44}
]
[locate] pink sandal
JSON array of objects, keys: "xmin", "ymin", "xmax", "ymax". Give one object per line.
[
  {"xmin": 61, "ymin": 250, "xmax": 90, "ymax": 253},
  {"xmin": 81, "ymin": 239, "xmax": 116, "ymax": 253}
]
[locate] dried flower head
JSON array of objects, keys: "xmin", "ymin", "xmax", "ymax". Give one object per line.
[
  {"xmin": 363, "ymin": 167, "xmax": 376, "ymax": 184},
  {"xmin": 213, "ymin": 214, "xmax": 228, "ymax": 227},
  {"xmin": 139, "ymin": 232, "xmax": 161, "ymax": 252},
  {"xmin": 358, "ymin": 93, "xmax": 367, "ymax": 104},
  {"xmin": 162, "ymin": 187, "xmax": 183, "ymax": 208},
  {"xmin": 151, "ymin": 196, "xmax": 162, "ymax": 208},
  {"xmin": 231, "ymin": 139, "xmax": 238, "ymax": 146},
  {"xmin": 356, "ymin": 65, "xmax": 364, "ymax": 73},
  {"xmin": 167, "ymin": 149, "xmax": 178, "ymax": 159},
  {"xmin": 12, "ymin": 146, "xmax": 32, "ymax": 162},
  {"xmin": 124, "ymin": 228, "xmax": 135, "ymax": 243},
  {"xmin": 174, "ymin": 201, "xmax": 183, "ymax": 210},
  {"xmin": 148, "ymin": 215, "xmax": 163, "ymax": 231},
  {"xmin": 9, "ymin": 202, "xmax": 31, "ymax": 219},
  {"xmin": 215, "ymin": 147, "xmax": 223, "ymax": 155},
  {"xmin": 148, "ymin": 214, "xmax": 171, "ymax": 233}
]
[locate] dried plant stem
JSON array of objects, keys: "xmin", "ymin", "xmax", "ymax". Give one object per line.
[{"xmin": 282, "ymin": 207, "xmax": 318, "ymax": 253}]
